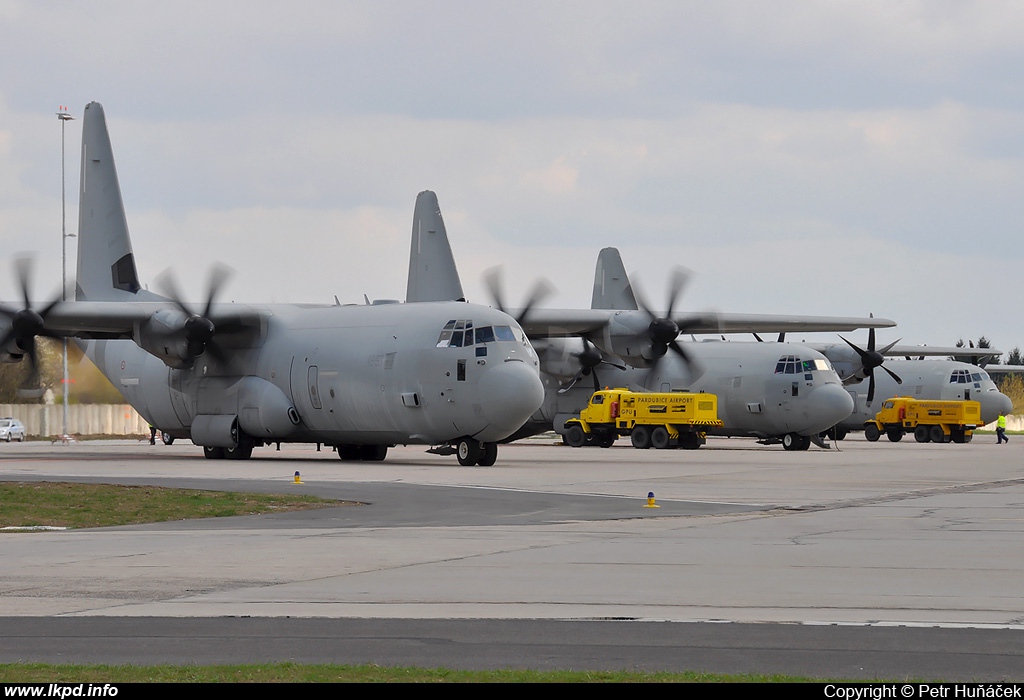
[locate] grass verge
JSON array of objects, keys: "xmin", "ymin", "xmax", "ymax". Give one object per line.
[
  {"xmin": 0, "ymin": 481, "xmax": 344, "ymax": 529},
  {"xmin": 0, "ymin": 662, "xmax": 815, "ymax": 683}
]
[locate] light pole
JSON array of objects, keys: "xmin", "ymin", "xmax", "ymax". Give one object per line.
[{"xmin": 57, "ymin": 106, "xmax": 75, "ymax": 443}]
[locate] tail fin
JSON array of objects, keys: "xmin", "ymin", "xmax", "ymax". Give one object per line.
[
  {"xmin": 591, "ymin": 247, "xmax": 638, "ymax": 310},
  {"xmin": 75, "ymin": 102, "xmax": 143, "ymax": 302},
  {"xmin": 405, "ymin": 190, "xmax": 465, "ymax": 303}
]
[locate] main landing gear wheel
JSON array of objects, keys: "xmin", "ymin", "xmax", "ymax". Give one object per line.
[
  {"xmin": 782, "ymin": 433, "xmax": 811, "ymax": 451},
  {"xmin": 225, "ymin": 434, "xmax": 255, "ymax": 460},
  {"xmin": 203, "ymin": 445, "xmax": 225, "ymax": 460},
  {"xmin": 478, "ymin": 442, "xmax": 498, "ymax": 467},
  {"xmin": 161, "ymin": 431, "xmax": 175, "ymax": 446},
  {"xmin": 457, "ymin": 438, "xmax": 482, "ymax": 466}
]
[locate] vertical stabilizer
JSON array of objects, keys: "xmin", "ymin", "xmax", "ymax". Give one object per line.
[
  {"xmin": 406, "ymin": 190, "xmax": 465, "ymax": 303},
  {"xmin": 75, "ymin": 102, "xmax": 143, "ymax": 301},
  {"xmin": 591, "ymin": 247, "xmax": 638, "ymax": 310}
]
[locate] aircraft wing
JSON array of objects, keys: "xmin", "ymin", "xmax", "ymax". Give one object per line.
[
  {"xmin": 883, "ymin": 344, "xmax": 1002, "ymax": 358},
  {"xmin": 38, "ymin": 302, "xmax": 264, "ymax": 339},
  {"xmin": 519, "ymin": 309, "xmax": 895, "ymax": 338}
]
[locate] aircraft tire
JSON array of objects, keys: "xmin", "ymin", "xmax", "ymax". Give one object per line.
[
  {"xmin": 886, "ymin": 429, "xmax": 903, "ymax": 443},
  {"xmin": 565, "ymin": 425, "xmax": 586, "ymax": 448},
  {"xmin": 161, "ymin": 432, "xmax": 175, "ymax": 446},
  {"xmin": 337, "ymin": 445, "xmax": 361, "ymax": 461},
  {"xmin": 630, "ymin": 426, "xmax": 651, "ymax": 449},
  {"xmin": 914, "ymin": 425, "xmax": 930, "ymax": 443},
  {"xmin": 651, "ymin": 426, "xmax": 670, "ymax": 450},
  {"xmin": 477, "ymin": 442, "xmax": 498, "ymax": 466},
  {"xmin": 457, "ymin": 438, "xmax": 481, "ymax": 466},
  {"xmin": 225, "ymin": 434, "xmax": 255, "ymax": 460},
  {"xmin": 360, "ymin": 445, "xmax": 388, "ymax": 461},
  {"xmin": 930, "ymin": 426, "xmax": 946, "ymax": 444},
  {"xmin": 864, "ymin": 424, "xmax": 881, "ymax": 442},
  {"xmin": 4, "ymin": 434, "xmax": 9, "ymax": 442},
  {"xmin": 782, "ymin": 433, "xmax": 798, "ymax": 451},
  {"xmin": 203, "ymin": 446, "xmax": 225, "ymax": 460}
]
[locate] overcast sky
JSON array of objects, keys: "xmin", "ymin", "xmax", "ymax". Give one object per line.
[{"xmin": 1, "ymin": 1, "xmax": 1021, "ymax": 355}]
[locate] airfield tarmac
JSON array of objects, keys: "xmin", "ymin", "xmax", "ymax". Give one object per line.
[{"xmin": 0, "ymin": 436, "xmax": 1022, "ymax": 680}]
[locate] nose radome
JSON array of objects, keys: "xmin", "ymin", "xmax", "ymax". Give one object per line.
[
  {"xmin": 979, "ymin": 390, "xmax": 1013, "ymax": 425},
  {"xmin": 479, "ymin": 360, "xmax": 545, "ymax": 438},
  {"xmin": 800, "ymin": 383, "xmax": 854, "ymax": 434}
]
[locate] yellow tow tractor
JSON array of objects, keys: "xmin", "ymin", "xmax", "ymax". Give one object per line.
[
  {"xmin": 563, "ymin": 387, "xmax": 722, "ymax": 450},
  {"xmin": 864, "ymin": 397, "xmax": 982, "ymax": 444}
]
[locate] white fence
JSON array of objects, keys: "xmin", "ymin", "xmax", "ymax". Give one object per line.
[{"xmin": 0, "ymin": 404, "xmax": 149, "ymax": 437}]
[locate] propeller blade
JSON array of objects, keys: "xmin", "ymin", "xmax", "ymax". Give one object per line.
[{"xmin": 881, "ymin": 365, "xmax": 903, "ymax": 385}]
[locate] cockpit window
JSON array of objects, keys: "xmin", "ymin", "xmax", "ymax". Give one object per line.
[
  {"xmin": 774, "ymin": 356, "xmax": 830, "ymax": 374},
  {"xmin": 494, "ymin": 325, "xmax": 515, "ymax": 342},
  {"xmin": 475, "ymin": 326, "xmax": 495, "ymax": 344},
  {"xmin": 949, "ymin": 369, "xmax": 972, "ymax": 384},
  {"xmin": 436, "ymin": 321, "xmax": 519, "ymax": 348}
]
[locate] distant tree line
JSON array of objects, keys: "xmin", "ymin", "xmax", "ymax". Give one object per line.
[{"xmin": 0, "ymin": 338, "xmax": 124, "ymax": 404}]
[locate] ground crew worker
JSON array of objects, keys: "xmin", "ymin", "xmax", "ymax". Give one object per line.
[{"xmin": 996, "ymin": 412, "xmax": 1009, "ymax": 444}]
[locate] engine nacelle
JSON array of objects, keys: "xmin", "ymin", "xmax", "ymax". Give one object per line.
[{"xmin": 133, "ymin": 308, "xmax": 194, "ymax": 369}]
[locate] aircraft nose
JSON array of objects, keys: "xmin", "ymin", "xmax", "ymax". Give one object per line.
[
  {"xmin": 798, "ymin": 382, "xmax": 854, "ymax": 435},
  {"xmin": 979, "ymin": 390, "xmax": 1013, "ymax": 425},
  {"xmin": 478, "ymin": 360, "xmax": 545, "ymax": 438}
]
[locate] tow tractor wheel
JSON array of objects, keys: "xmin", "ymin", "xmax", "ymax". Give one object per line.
[
  {"xmin": 886, "ymin": 428, "xmax": 903, "ymax": 443},
  {"xmin": 914, "ymin": 425, "xmax": 930, "ymax": 443},
  {"xmin": 864, "ymin": 424, "xmax": 881, "ymax": 442},
  {"xmin": 631, "ymin": 426, "xmax": 651, "ymax": 449},
  {"xmin": 930, "ymin": 425, "xmax": 946, "ymax": 444},
  {"xmin": 564, "ymin": 425, "xmax": 586, "ymax": 448},
  {"xmin": 650, "ymin": 426, "xmax": 670, "ymax": 449},
  {"xmin": 478, "ymin": 442, "xmax": 498, "ymax": 467},
  {"xmin": 457, "ymin": 438, "xmax": 481, "ymax": 466}
]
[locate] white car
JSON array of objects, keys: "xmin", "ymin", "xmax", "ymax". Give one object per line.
[{"xmin": 0, "ymin": 418, "xmax": 26, "ymax": 442}]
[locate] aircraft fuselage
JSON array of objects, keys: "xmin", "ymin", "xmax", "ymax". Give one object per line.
[
  {"xmin": 532, "ymin": 339, "xmax": 854, "ymax": 441},
  {"xmin": 81, "ymin": 301, "xmax": 544, "ymax": 447}
]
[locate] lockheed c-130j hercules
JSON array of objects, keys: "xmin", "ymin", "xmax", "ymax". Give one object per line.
[
  {"xmin": 0, "ymin": 102, "xmax": 545, "ymax": 465},
  {"xmin": 404, "ymin": 193, "xmax": 896, "ymax": 450}
]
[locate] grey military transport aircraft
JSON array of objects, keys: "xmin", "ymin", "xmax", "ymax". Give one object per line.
[
  {"xmin": 405, "ymin": 194, "xmax": 895, "ymax": 450},
  {"xmin": 794, "ymin": 335, "xmax": 1012, "ymax": 438},
  {"xmin": 0, "ymin": 102, "xmax": 545, "ymax": 466}
]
